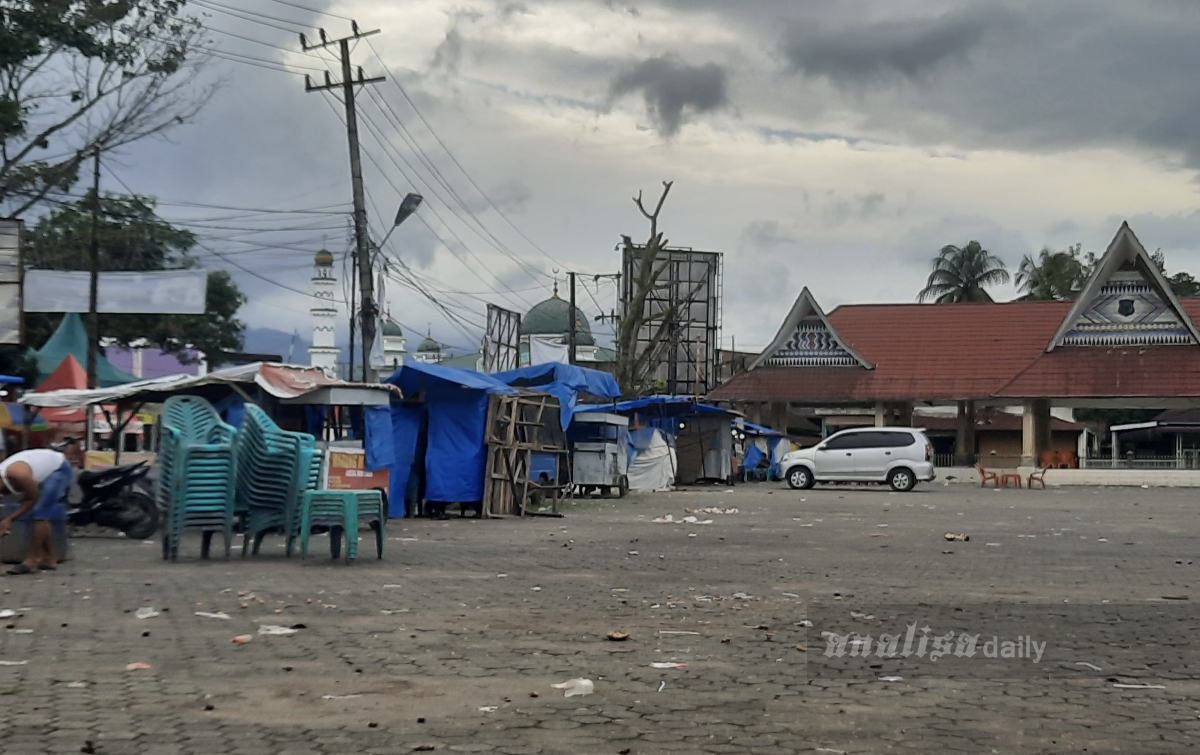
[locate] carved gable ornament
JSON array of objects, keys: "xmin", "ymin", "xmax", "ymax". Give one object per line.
[
  {"xmin": 1048, "ymin": 223, "xmax": 1200, "ymax": 350},
  {"xmin": 750, "ymin": 288, "xmax": 873, "ymax": 370}
]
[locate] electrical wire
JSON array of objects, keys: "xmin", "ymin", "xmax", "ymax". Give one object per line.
[
  {"xmin": 260, "ymin": 0, "xmax": 353, "ymax": 21},
  {"xmin": 365, "ymin": 37, "xmax": 570, "ymax": 274}
]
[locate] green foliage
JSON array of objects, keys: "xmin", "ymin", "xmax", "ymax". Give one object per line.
[
  {"xmin": 0, "ymin": 0, "xmax": 206, "ymax": 215},
  {"xmin": 0, "ymin": 344, "xmax": 37, "ymax": 384},
  {"xmin": 24, "ymin": 192, "xmax": 245, "ymax": 361},
  {"xmin": 917, "ymin": 240, "xmax": 1010, "ymax": 304},
  {"xmin": 1150, "ymin": 250, "xmax": 1200, "ymax": 298},
  {"xmin": 1015, "ymin": 244, "xmax": 1094, "ymax": 301}
]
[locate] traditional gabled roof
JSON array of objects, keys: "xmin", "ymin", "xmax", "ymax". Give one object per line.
[
  {"xmin": 1047, "ymin": 222, "xmax": 1200, "ymax": 350},
  {"xmin": 748, "ymin": 287, "xmax": 873, "ymax": 370}
]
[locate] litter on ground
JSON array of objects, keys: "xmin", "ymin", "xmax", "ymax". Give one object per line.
[
  {"xmin": 195, "ymin": 611, "xmax": 231, "ymax": 620},
  {"xmin": 551, "ymin": 678, "xmax": 594, "ymax": 697},
  {"xmin": 135, "ymin": 607, "xmax": 159, "ymax": 619},
  {"xmin": 258, "ymin": 625, "xmax": 299, "ymax": 636}
]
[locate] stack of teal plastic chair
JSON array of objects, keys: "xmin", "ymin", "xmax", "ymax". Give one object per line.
[
  {"xmin": 299, "ymin": 489, "xmax": 386, "ymax": 563},
  {"xmin": 158, "ymin": 396, "xmax": 238, "ymax": 561},
  {"xmin": 236, "ymin": 404, "xmax": 321, "ymax": 557}
]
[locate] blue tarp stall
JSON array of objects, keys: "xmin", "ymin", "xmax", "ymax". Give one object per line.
[
  {"xmin": 580, "ymin": 396, "xmax": 740, "ymax": 485},
  {"xmin": 740, "ymin": 420, "xmax": 789, "ymax": 480},
  {"xmin": 494, "ymin": 363, "xmax": 621, "ymax": 429},
  {"xmin": 385, "ymin": 361, "xmax": 622, "ymax": 518},
  {"xmin": 384, "ymin": 362, "xmax": 515, "ymax": 518}
]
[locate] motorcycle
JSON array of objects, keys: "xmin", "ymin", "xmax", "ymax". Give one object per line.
[{"xmin": 70, "ymin": 461, "xmax": 160, "ymax": 540}]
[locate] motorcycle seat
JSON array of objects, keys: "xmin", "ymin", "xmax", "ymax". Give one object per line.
[{"xmin": 77, "ymin": 463, "xmax": 147, "ymax": 489}]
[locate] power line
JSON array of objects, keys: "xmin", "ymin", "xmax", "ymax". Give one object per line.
[
  {"xmin": 316, "ymin": 89, "xmax": 537, "ymax": 314},
  {"xmin": 193, "ymin": 0, "xmax": 310, "ymax": 32},
  {"xmin": 365, "ymin": 37, "xmax": 569, "ymax": 274},
  {"xmin": 261, "ymin": 0, "xmax": 352, "ymax": 21}
]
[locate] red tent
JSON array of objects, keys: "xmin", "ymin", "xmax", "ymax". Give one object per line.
[{"xmin": 35, "ymin": 355, "xmax": 89, "ymax": 431}]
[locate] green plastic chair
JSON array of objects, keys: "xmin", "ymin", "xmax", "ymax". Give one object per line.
[{"xmin": 299, "ymin": 490, "xmax": 385, "ymax": 563}]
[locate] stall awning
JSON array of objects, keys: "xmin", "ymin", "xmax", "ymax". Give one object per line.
[{"xmin": 21, "ymin": 362, "xmax": 393, "ymax": 408}]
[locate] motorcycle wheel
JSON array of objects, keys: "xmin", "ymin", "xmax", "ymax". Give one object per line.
[{"xmin": 120, "ymin": 490, "xmax": 160, "ymax": 540}]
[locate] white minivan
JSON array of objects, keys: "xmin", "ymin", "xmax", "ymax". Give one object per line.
[{"xmin": 781, "ymin": 427, "xmax": 937, "ymax": 492}]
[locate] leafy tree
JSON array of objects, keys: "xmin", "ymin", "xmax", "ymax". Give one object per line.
[
  {"xmin": 24, "ymin": 191, "xmax": 245, "ymax": 362},
  {"xmin": 1151, "ymin": 250, "xmax": 1200, "ymax": 298},
  {"xmin": 1, "ymin": 0, "xmax": 210, "ymax": 216},
  {"xmin": 1015, "ymin": 244, "xmax": 1094, "ymax": 301},
  {"xmin": 917, "ymin": 240, "xmax": 1010, "ymax": 303}
]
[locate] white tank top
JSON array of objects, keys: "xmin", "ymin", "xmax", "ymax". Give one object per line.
[{"xmin": 0, "ymin": 449, "xmax": 68, "ymax": 493}]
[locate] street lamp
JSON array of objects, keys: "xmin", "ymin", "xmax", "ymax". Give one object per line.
[{"xmin": 379, "ymin": 192, "xmax": 422, "ymax": 249}]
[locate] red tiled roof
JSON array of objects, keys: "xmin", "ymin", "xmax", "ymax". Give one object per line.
[
  {"xmin": 711, "ymin": 300, "xmax": 1071, "ymax": 402},
  {"xmin": 709, "ymin": 298, "xmax": 1200, "ymax": 402}
]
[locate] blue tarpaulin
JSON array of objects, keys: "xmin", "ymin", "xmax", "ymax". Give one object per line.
[
  {"xmin": 583, "ymin": 395, "xmax": 736, "ymax": 417},
  {"xmin": 364, "ymin": 405, "xmax": 394, "ymax": 472},
  {"xmin": 385, "ymin": 362, "xmax": 516, "ymax": 506},
  {"xmin": 494, "ymin": 363, "xmax": 621, "ymax": 430},
  {"xmin": 387, "ymin": 404, "xmax": 423, "ymax": 518}
]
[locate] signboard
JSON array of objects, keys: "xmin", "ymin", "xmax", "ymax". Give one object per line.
[
  {"xmin": 0, "ymin": 220, "xmax": 22, "ymax": 344},
  {"xmin": 621, "ymin": 245, "xmax": 722, "ymax": 395},
  {"xmin": 323, "ymin": 448, "xmax": 390, "ymax": 491},
  {"xmin": 24, "ymin": 269, "xmax": 208, "ymax": 314},
  {"xmin": 483, "ymin": 304, "xmax": 521, "ymax": 373}
]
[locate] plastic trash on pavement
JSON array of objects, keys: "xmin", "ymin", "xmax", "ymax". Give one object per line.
[{"xmin": 551, "ymin": 678, "xmax": 594, "ymax": 697}]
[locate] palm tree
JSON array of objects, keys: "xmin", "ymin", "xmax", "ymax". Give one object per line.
[
  {"xmin": 1015, "ymin": 245, "xmax": 1089, "ymax": 301},
  {"xmin": 917, "ymin": 241, "xmax": 1011, "ymax": 303}
]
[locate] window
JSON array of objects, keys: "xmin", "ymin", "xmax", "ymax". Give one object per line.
[
  {"xmin": 823, "ymin": 432, "xmax": 871, "ymax": 450},
  {"xmin": 824, "ymin": 431, "xmax": 916, "ymax": 450},
  {"xmin": 878, "ymin": 431, "xmax": 918, "ymax": 448}
]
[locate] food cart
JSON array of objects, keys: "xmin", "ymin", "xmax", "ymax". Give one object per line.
[{"xmin": 567, "ymin": 412, "xmax": 629, "ymax": 497}]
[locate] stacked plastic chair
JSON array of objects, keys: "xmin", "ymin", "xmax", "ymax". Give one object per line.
[
  {"xmin": 158, "ymin": 396, "xmax": 238, "ymax": 561},
  {"xmin": 236, "ymin": 404, "xmax": 321, "ymax": 557},
  {"xmin": 299, "ymin": 489, "xmax": 386, "ymax": 563}
]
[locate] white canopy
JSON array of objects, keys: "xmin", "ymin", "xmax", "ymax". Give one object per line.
[{"xmin": 22, "ymin": 362, "xmax": 393, "ymax": 408}]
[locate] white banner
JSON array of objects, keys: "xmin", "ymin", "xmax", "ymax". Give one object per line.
[
  {"xmin": 529, "ymin": 335, "xmax": 570, "ymax": 366},
  {"xmin": 0, "ymin": 220, "xmax": 21, "ymax": 344},
  {"xmin": 24, "ymin": 269, "xmax": 208, "ymax": 314}
]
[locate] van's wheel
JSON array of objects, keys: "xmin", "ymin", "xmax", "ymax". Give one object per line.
[
  {"xmin": 888, "ymin": 468, "xmax": 916, "ymax": 492},
  {"xmin": 786, "ymin": 466, "xmax": 814, "ymax": 490}
]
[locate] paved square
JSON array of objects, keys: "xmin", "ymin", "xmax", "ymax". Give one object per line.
[{"xmin": 2, "ymin": 483, "xmax": 1199, "ymax": 754}]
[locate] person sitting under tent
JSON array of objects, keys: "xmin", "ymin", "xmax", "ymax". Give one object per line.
[{"xmin": 0, "ymin": 441, "xmax": 84, "ymax": 574}]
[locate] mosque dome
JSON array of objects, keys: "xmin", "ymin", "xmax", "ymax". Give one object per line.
[
  {"xmin": 520, "ymin": 287, "xmax": 594, "ymax": 346},
  {"xmin": 381, "ymin": 318, "xmax": 403, "ymax": 338},
  {"xmin": 314, "ymin": 248, "xmax": 335, "ymax": 267}
]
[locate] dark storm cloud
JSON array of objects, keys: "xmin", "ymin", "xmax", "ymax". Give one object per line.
[
  {"xmin": 781, "ymin": 6, "xmax": 1015, "ymax": 83},
  {"xmin": 609, "ymin": 56, "xmax": 729, "ymax": 136},
  {"xmin": 740, "ymin": 219, "xmax": 797, "ymax": 251}
]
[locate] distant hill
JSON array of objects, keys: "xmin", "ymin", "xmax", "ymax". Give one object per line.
[{"xmin": 241, "ymin": 327, "xmax": 311, "ymax": 362}]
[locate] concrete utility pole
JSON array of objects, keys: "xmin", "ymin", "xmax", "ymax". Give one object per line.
[
  {"xmin": 568, "ymin": 271, "xmax": 577, "ymax": 366},
  {"xmin": 86, "ymin": 149, "xmax": 101, "ymax": 389},
  {"xmin": 302, "ymin": 22, "xmax": 384, "ymax": 381}
]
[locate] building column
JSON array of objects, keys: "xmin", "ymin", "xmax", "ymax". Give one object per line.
[
  {"xmin": 769, "ymin": 401, "xmax": 788, "ymax": 434},
  {"xmin": 874, "ymin": 402, "xmax": 892, "ymax": 427},
  {"xmin": 895, "ymin": 402, "xmax": 914, "ymax": 427},
  {"xmin": 1021, "ymin": 399, "xmax": 1051, "ymax": 467},
  {"xmin": 955, "ymin": 400, "xmax": 976, "ymax": 466}
]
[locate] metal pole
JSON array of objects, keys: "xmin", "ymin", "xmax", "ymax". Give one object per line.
[
  {"xmin": 86, "ymin": 150, "xmax": 101, "ymax": 389},
  {"xmin": 347, "ymin": 248, "xmax": 357, "ymax": 381},
  {"xmin": 568, "ymin": 272, "xmax": 577, "ymax": 366},
  {"xmin": 338, "ymin": 38, "xmax": 376, "ymax": 383}
]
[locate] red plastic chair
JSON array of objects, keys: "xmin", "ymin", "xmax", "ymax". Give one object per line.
[
  {"xmin": 975, "ymin": 464, "xmax": 1000, "ymax": 488},
  {"xmin": 1028, "ymin": 468, "xmax": 1048, "ymax": 489}
]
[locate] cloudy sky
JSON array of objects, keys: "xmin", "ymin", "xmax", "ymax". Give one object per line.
[{"xmin": 102, "ymin": 0, "xmax": 1200, "ymax": 356}]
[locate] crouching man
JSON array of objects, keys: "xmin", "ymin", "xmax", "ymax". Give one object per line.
[{"xmin": 0, "ymin": 442, "xmax": 85, "ymax": 574}]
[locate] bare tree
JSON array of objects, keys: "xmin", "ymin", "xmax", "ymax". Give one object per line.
[
  {"xmin": 616, "ymin": 180, "xmax": 711, "ymax": 396},
  {"xmin": 1, "ymin": 1, "xmax": 214, "ymax": 217}
]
